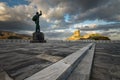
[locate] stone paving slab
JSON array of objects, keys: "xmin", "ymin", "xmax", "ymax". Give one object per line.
[
  {"xmin": 91, "ymin": 43, "xmax": 120, "ymax": 80},
  {"xmin": 36, "ymin": 54, "xmax": 63, "ymax": 62},
  {"xmin": 0, "ymin": 41, "xmax": 89, "ymax": 80},
  {"xmin": 1, "ymin": 40, "xmax": 120, "ymax": 80},
  {"xmin": 24, "ymin": 43, "xmax": 93, "ymax": 80}
]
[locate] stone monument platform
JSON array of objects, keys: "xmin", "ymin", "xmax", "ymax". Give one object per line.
[{"xmin": 30, "ymin": 32, "xmax": 46, "ymax": 43}]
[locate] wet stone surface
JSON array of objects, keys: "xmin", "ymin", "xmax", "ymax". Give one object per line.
[{"xmin": 0, "ymin": 41, "xmax": 89, "ymax": 80}]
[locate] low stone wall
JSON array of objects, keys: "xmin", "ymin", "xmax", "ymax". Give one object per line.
[
  {"xmin": 65, "ymin": 40, "xmax": 120, "ymax": 43},
  {"xmin": 0, "ymin": 39, "xmax": 119, "ymax": 43},
  {"xmin": 0, "ymin": 39, "xmax": 30, "ymax": 43}
]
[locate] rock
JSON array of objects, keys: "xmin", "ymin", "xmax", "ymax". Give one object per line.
[{"xmin": 66, "ymin": 29, "xmax": 110, "ymax": 41}]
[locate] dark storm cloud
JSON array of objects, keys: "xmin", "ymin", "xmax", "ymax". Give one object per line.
[
  {"xmin": 45, "ymin": 30, "xmax": 72, "ymax": 39},
  {"xmin": 0, "ymin": 0, "xmax": 120, "ymax": 40},
  {"xmin": 79, "ymin": 23, "xmax": 120, "ymax": 31},
  {"xmin": 51, "ymin": 0, "xmax": 109, "ymax": 12},
  {"xmin": 103, "ymin": 30, "xmax": 120, "ymax": 36},
  {"xmin": 32, "ymin": 0, "xmax": 120, "ymax": 23},
  {"xmin": 97, "ymin": 23, "xmax": 120, "ymax": 31},
  {"xmin": 77, "ymin": 0, "xmax": 109, "ymax": 11},
  {"xmin": 75, "ymin": 0, "xmax": 120, "ymax": 22},
  {"xmin": 68, "ymin": 0, "xmax": 109, "ymax": 12},
  {"xmin": 0, "ymin": 20, "xmax": 34, "ymax": 32},
  {"xmin": 28, "ymin": 0, "xmax": 113, "ymax": 21},
  {"xmin": 0, "ymin": 18, "xmax": 51, "ymax": 32}
]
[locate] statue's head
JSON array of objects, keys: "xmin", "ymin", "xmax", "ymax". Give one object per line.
[{"xmin": 36, "ymin": 12, "xmax": 39, "ymax": 14}]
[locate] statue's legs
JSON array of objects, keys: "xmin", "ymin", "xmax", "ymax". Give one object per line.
[
  {"xmin": 36, "ymin": 25, "xmax": 40, "ymax": 32},
  {"xmin": 35, "ymin": 22, "xmax": 40, "ymax": 32}
]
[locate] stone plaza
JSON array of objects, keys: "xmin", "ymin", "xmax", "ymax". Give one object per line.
[{"xmin": 0, "ymin": 40, "xmax": 120, "ymax": 80}]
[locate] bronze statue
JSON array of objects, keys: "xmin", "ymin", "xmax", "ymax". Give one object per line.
[
  {"xmin": 32, "ymin": 11, "xmax": 42, "ymax": 32},
  {"xmin": 31, "ymin": 10, "xmax": 46, "ymax": 43}
]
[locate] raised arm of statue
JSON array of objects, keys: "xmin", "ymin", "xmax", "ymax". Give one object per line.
[{"xmin": 39, "ymin": 11, "xmax": 42, "ymax": 16}]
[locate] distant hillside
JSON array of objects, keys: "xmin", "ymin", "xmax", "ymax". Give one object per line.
[
  {"xmin": 87, "ymin": 34, "xmax": 110, "ymax": 40},
  {"xmin": 67, "ymin": 29, "xmax": 110, "ymax": 41},
  {"xmin": 0, "ymin": 31, "xmax": 32, "ymax": 39}
]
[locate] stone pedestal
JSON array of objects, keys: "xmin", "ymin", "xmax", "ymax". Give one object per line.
[{"xmin": 30, "ymin": 32, "xmax": 46, "ymax": 43}]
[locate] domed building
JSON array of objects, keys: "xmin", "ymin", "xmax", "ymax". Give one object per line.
[{"xmin": 66, "ymin": 30, "xmax": 81, "ymax": 41}]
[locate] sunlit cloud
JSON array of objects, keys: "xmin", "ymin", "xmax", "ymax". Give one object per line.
[{"xmin": 0, "ymin": 0, "xmax": 120, "ymax": 40}]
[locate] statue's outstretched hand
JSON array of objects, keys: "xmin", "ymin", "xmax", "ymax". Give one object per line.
[{"xmin": 40, "ymin": 10, "xmax": 42, "ymax": 14}]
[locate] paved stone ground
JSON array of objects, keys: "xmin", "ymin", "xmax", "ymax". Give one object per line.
[
  {"xmin": 0, "ymin": 41, "xmax": 89, "ymax": 80},
  {"xmin": 91, "ymin": 43, "xmax": 120, "ymax": 80},
  {"xmin": 0, "ymin": 41, "xmax": 120, "ymax": 80}
]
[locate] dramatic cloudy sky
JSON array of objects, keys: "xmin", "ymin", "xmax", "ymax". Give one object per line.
[{"xmin": 0, "ymin": 0, "xmax": 120, "ymax": 40}]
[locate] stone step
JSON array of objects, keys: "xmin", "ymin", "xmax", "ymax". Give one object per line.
[
  {"xmin": 24, "ymin": 43, "xmax": 93, "ymax": 80},
  {"xmin": 67, "ymin": 44, "xmax": 95, "ymax": 80}
]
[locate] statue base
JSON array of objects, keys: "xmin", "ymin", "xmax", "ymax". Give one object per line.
[{"xmin": 30, "ymin": 32, "xmax": 46, "ymax": 43}]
